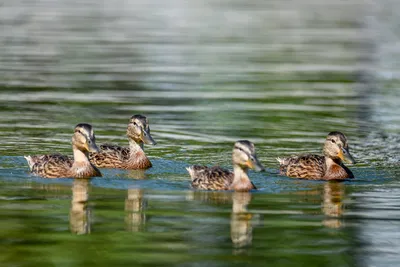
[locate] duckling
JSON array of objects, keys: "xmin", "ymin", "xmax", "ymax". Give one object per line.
[
  {"xmin": 89, "ymin": 115, "xmax": 156, "ymax": 169},
  {"xmin": 277, "ymin": 131, "xmax": 356, "ymax": 180},
  {"xmin": 187, "ymin": 140, "xmax": 264, "ymax": 191},
  {"xmin": 25, "ymin": 123, "xmax": 101, "ymax": 178}
]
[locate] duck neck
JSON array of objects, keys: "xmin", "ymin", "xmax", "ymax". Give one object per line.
[
  {"xmin": 230, "ymin": 165, "xmax": 253, "ymax": 191},
  {"xmin": 127, "ymin": 139, "xmax": 151, "ymax": 169},
  {"xmin": 71, "ymin": 146, "xmax": 100, "ymax": 178},
  {"xmin": 323, "ymin": 147, "xmax": 342, "ymax": 164},
  {"xmin": 73, "ymin": 147, "xmax": 90, "ymax": 164},
  {"xmin": 233, "ymin": 165, "xmax": 248, "ymax": 182},
  {"xmin": 129, "ymin": 139, "xmax": 145, "ymax": 155},
  {"xmin": 324, "ymin": 157, "xmax": 350, "ymax": 179},
  {"xmin": 325, "ymin": 156, "xmax": 342, "ymax": 166}
]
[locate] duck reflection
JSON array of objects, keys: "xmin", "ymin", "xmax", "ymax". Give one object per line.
[
  {"xmin": 123, "ymin": 169, "xmax": 147, "ymax": 232},
  {"xmin": 125, "ymin": 170, "xmax": 147, "ymax": 180},
  {"xmin": 231, "ymin": 192, "xmax": 253, "ymax": 250},
  {"xmin": 69, "ymin": 178, "xmax": 91, "ymax": 234},
  {"xmin": 186, "ymin": 190, "xmax": 255, "ymax": 250},
  {"xmin": 125, "ymin": 188, "xmax": 146, "ymax": 232},
  {"xmin": 294, "ymin": 181, "xmax": 345, "ymax": 228},
  {"xmin": 186, "ymin": 190, "xmax": 231, "ymax": 204},
  {"xmin": 321, "ymin": 181, "xmax": 345, "ymax": 228}
]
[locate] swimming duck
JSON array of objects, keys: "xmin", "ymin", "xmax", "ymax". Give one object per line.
[
  {"xmin": 277, "ymin": 131, "xmax": 356, "ymax": 180},
  {"xmin": 89, "ymin": 115, "xmax": 156, "ymax": 169},
  {"xmin": 25, "ymin": 123, "xmax": 101, "ymax": 178},
  {"xmin": 187, "ymin": 140, "xmax": 264, "ymax": 191}
]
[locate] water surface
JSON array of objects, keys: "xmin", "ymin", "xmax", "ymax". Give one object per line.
[{"xmin": 1, "ymin": 0, "xmax": 400, "ymax": 266}]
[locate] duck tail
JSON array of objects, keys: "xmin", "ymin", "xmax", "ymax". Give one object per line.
[
  {"xmin": 186, "ymin": 166, "xmax": 195, "ymax": 180},
  {"xmin": 276, "ymin": 157, "xmax": 287, "ymax": 165},
  {"xmin": 24, "ymin": 155, "xmax": 34, "ymax": 170}
]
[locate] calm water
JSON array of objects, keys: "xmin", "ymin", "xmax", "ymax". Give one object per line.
[{"xmin": 1, "ymin": 0, "xmax": 400, "ymax": 266}]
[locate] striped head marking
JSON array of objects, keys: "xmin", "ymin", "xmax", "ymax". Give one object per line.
[
  {"xmin": 73, "ymin": 123, "xmax": 99, "ymax": 153},
  {"xmin": 232, "ymin": 140, "xmax": 264, "ymax": 171},
  {"xmin": 324, "ymin": 131, "xmax": 355, "ymax": 164},
  {"xmin": 127, "ymin": 114, "xmax": 156, "ymax": 145}
]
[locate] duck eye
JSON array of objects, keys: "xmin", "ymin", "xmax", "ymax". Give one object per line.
[
  {"xmin": 331, "ymin": 139, "xmax": 336, "ymax": 144},
  {"xmin": 133, "ymin": 122, "xmax": 137, "ymax": 126},
  {"xmin": 235, "ymin": 146, "xmax": 243, "ymax": 152}
]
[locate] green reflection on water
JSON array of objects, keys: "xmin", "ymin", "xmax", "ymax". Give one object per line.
[{"xmin": 0, "ymin": 179, "xmax": 359, "ymax": 267}]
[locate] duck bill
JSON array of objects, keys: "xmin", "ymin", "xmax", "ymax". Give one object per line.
[
  {"xmin": 141, "ymin": 130, "xmax": 157, "ymax": 145},
  {"xmin": 246, "ymin": 156, "xmax": 265, "ymax": 172},
  {"xmin": 340, "ymin": 148, "xmax": 356, "ymax": 164},
  {"xmin": 88, "ymin": 140, "xmax": 100, "ymax": 153}
]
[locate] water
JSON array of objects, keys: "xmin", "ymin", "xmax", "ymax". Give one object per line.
[{"xmin": 1, "ymin": 0, "xmax": 400, "ymax": 266}]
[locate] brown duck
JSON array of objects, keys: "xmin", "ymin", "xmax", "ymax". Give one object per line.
[
  {"xmin": 25, "ymin": 123, "xmax": 101, "ymax": 178},
  {"xmin": 277, "ymin": 131, "xmax": 356, "ymax": 180},
  {"xmin": 187, "ymin": 140, "xmax": 264, "ymax": 191},
  {"xmin": 89, "ymin": 115, "xmax": 156, "ymax": 169}
]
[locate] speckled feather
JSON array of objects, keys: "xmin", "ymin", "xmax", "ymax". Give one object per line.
[
  {"xmin": 188, "ymin": 165, "xmax": 234, "ymax": 190},
  {"xmin": 89, "ymin": 114, "xmax": 155, "ymax": 170},
  {"xmin": 188, "ymin": 165, "xmax": 256, "ymax": 191},
  {"xmin": 278, "ymin": 154, "xmax": 353, "ymax": 180},
  {"xmin": 26, "ymin": 154, "xmax": 101, "ymax": 178},
  {"xmin": 278, "ymin": 131, "xmax": 355, "ymax": 180},
  {"xmin": 279, "ymin": 154, "xmax": 326, "ymax": 180},
  {"xmin": 89, "ymin": 144, "xmax": 152, "ymax": 169}
]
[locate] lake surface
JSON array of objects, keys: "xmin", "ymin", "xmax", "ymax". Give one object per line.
[{"xmin": 1, "ymin": 0, "xmax": 400, "ymax": 266}]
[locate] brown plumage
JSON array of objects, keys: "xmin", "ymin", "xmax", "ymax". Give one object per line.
[
  {"xmin": 89, "ymin": 114, "xmax": 156, "ymax": 169},
  {"xmin": 188, "ymin": 165, "xmax": 236, "ymax": 190},
  {"xmin": 187, "ymin": 140, "xmax": 264, "ymax": 191},
  {"xmin": 278, "ymin": 131, "xmax": 356, "ymax": 180},
  {"xmin": 25, "ymin": 123, "xmax": 102, "ymax": 178}
]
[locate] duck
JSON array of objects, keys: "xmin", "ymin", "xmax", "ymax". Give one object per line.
[
  {"xmin": 277, "ymin": 131, "xmax": 356, "ymax": 180},
  {"xmin": 25, "ymin": 123, "xmax": 102, "ymax": 178},
  {"xmin": 186, "ymin": 140, "xmax": 264, "ymax": 191},
  {"xmin": 89, "ymin": 114, "xmax": 156, "ymax": 169}
]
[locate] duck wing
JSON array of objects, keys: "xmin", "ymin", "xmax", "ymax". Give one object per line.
[
  {"xmin": 187, "ymin": 165, "xmax": 234, "ymax": 190},
  {"xmin": 26, "ymin": 153, "xmax": 73, "ymax": 178},
  {"xmin": 278, "ymin": 154, "xmax": 326, "ymax": 179},
  {"xmin": 89, "ymin": 144, "xmax": 130, "ymax": 168},
  {"xmin": 100, "ymin": 144, "xmax": 130, "ymax": 159}
]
